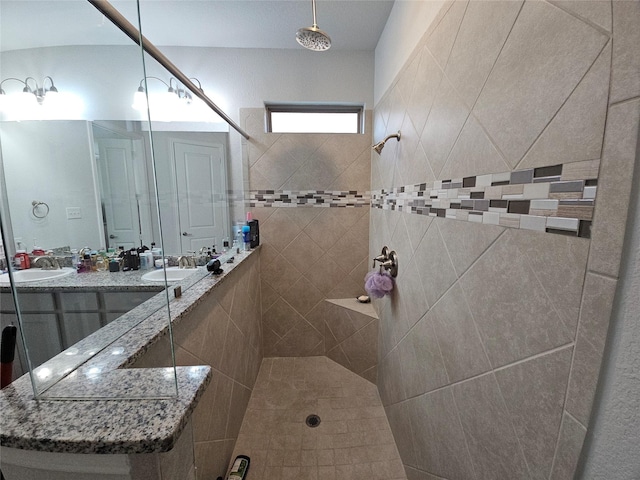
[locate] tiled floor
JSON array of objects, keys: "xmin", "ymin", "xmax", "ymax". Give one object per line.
[{"xmin": 229, "ymin": 356, "xmax": 407, "ymax": 480}]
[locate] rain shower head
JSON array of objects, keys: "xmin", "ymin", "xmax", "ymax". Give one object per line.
[
  {"xmin": 373, "ymin": 131, "xmax": 401, "ymax": 154},
  {"xmin": 296, "ymin": 0, "xmax": 331, "ymax": 51}
]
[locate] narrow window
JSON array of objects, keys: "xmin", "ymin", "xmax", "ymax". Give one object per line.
[{"xmin": 265, "ymin": 103, "xmax": 364, "ymax": 134}]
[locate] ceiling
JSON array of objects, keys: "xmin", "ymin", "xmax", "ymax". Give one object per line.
[{"xmin": 0, "ymin": 0, "xmax": 395, "ymax": 52}]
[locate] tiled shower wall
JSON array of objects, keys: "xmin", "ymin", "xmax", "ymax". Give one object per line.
[
  {"xmin": 242, "ymin": 108, "xmax": 373, "ymax": 366},
  {"xmin": 132, "ymin": 253, "xmax": 263, "ymax": 480},
  {"xmin": 372, "ymin": 1, "xmax": 639, "ymax": 480}
]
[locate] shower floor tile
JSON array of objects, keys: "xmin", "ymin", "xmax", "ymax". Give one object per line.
[{"xmin": 229, "ymin": 356, "xmax": 407, "ymax": 480}]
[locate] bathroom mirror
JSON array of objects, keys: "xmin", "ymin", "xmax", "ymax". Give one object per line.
[{"xmin": 0, "ymin": 0, "xmax": 231, "ymax": 398}]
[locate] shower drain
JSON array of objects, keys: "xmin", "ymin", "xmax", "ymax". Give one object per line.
[{"xmin": 305, "ymin": 414, "xmax": 321, "ymax": 428}]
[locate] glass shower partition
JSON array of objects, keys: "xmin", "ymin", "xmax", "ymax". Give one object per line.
[{"xmin": 0, "ymin": 0, "xmax": 179, "ymax": 399}]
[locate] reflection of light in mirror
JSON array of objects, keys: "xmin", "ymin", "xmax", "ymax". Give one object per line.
[
  {"xmin": 86, "ymin": 367, "xmax": 102, "ymax": 378},
  {"xmin": 132, "ymin": 91, "xmax": 225, "ymax": 123},
  {"xmin": 65, "ymin": 348, "xmax": 79, "ymax": 356},
  {"xmin": 110, "ymin": 347, "xmax": 125, "ymax": 355},
  {"xmin": 36, "ymin": 368, "xmax": 53, "ymax": 380},
  {"xmin": 0, "ymin": 92, "xmax": 84, "ymax": 121}
]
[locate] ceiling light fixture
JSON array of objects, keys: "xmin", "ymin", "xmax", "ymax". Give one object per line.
[{"xmin": 296, "ymin": 0, "xmax": 331, "ymax": 52}]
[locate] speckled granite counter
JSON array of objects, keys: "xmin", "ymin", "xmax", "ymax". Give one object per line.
[
  {"xmin": 0, "ymin": 249, "xmax": 257, "ymax": 454},
  {"xmin": 0, "ymin": 266, "xmax": 182, "ymax": 292}
]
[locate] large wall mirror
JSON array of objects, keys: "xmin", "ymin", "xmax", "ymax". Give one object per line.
[{"xmin": 0, "ymin": 0, "xmax": 231, "ymax": 397}]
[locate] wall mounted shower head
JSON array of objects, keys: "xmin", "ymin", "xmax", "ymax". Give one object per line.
[
  {"xmin": 296, "ymin": 0, "xmax": 331, "ymax": 51},
  {"xmin": 372, "ymin": 131, "xmax": 401, "ymax": 154}
]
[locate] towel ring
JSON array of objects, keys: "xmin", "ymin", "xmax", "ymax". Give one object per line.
[{"xmin": 31, "ymin": 200, "xmax": 50, "ymax": 219}]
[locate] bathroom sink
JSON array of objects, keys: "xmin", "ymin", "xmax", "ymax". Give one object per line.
[
  {"xmin": 141, "ymin": 267, "xmax": 198, "ymax": 282},
  {"xmin": 0, "ymin": 267, "xmax": 75, "ymax": 285}
]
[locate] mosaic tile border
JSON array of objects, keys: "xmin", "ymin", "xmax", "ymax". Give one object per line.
[
  {"xmin": 372, "ymin": 160, "xmax": 600, "ymax": 238},
  {"xmin": 248, "ymin": 190, "xmax": 370, "ymax": 208}
]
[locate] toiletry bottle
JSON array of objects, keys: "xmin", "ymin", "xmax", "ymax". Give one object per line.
[
  {"xmin": 248, "ymin": 219, "xmax": 260, "ymax": 248},
  {"xmin": 226, "ymin": 455, "xmax": 250, "ymax": 479},
  {"xmin": 242, "ymin": 225, "xmax": 251, "ymax": 251},
  {"xmin": 14, "ymin": 250, "xmax": 30, "ymax": 270}
]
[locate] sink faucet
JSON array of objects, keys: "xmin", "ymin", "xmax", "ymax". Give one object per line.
[
  {"xmin": 177, "ymin": 252, "xmax": 196, "ymax": 269},
  {"xmin": 33, "ymin": 256, "xmax": 60, "ymax": 270}
]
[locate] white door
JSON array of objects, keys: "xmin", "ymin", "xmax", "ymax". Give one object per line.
[
  {"xmin": 173, "ymin": 141, "xmax": 227, "ymax": 253},
  {"xmin": 97, "ymin": 138, "xmax": 138, "ymax": 249}
]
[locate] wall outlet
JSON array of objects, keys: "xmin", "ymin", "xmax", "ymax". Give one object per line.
[{"xmin": 66, "ymin": 207, "xmax": 82, "ymax": 220}]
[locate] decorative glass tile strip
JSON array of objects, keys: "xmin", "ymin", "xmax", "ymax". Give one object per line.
[
  {"xmin": 248, "ymin": 190, "xmax": 371, "ymax": 208},
  {"xmin": 371, "ymin": 161, "xmax": 599, "ymax": 238}
]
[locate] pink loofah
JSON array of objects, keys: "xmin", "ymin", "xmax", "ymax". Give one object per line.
[{"xmin": 364, "ymin": 270, "xmax": 395, "ymax": 298}]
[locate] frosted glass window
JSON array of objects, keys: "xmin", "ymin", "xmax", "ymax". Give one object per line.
[{"xmin": 266, "ymin": 104, "xmax": 363, "ymax": 134}]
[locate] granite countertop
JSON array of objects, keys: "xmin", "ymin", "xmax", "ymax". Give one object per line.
[
  {"xmin": 0, "ymin": 249, "xmax": 257, "ymax": 454},
  {"xmin": 1, "ymin": 267, "xmax": 177, "ymax": 292}
]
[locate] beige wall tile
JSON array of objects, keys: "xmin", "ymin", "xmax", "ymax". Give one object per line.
[
  {"xmin": 159, "ymin": 421, "xmax": 194, "ymax": 480},
  {"xmin": 397, "ymin": 314, "xmax": 449, "ymax": 397},
  {"xmin": 420, "ymin": 77, "xmax": 470, "ymax": 178},
  {"xmin": 430, "ymin": 284, "xmax": 491, "ymax": 382},
  {"xmin": 575, "ymin": 273, "xmax": 618, "ymax": 351},
  {"xmin": 473, "ymin": 0, "xmax": 608, "ymax": 166},
  {"xmin": 194, "ymin": 439, "xmax": 234, "ymax": 480},
  {"xmin": 445, "ymin": 0, "xmax": 523, "ymax": 109},
  {"xmin": 440, "ymin": 114, "xmax": 511, "ymax": 180},
  {"xmin": 460, "ymin": 231, "xmax": 574, "ymax": 367},
  {"xmin": 407, "ymin": 388, "xmax": 476, "ymax": 479},
  {"xmin": 407, "ymin": 47, "xmax": 443, "ymax": 136},
  {"xmin": 565, "ymin": 332, "xmax": 605, "ymax": 427},
  {"xmin": 520, "ymin": 42, "xmax": 610, "ymax": 170},
  {"xmin": 281, "ymin": 231, "xmax": 324, "ymax": 276},
  {"xmin": 588, "ymin": 98, "xmax": 640, "ymax": 277},
  {"xmin": 610, "ymin": 0, "xmax": 640, "ymax": 103},
  {"xmin": 549, "ymin": 412, "xmax": 587, "ymax": 480},
  {"xmin": 425, "ymin": 0, "xmax": 469, "ymax": 70},
  {"xmin": 378, "ymin": 348, "xmax": 405, "ymax": 406},
  {"xmin": 412, "ymin": 221, "xmax": 457, "ymax": 307},
  {"xmin": 560, "ymin": 159, "xmax": 601, "ymax": 182},
  {"xmin": 435, "ymin": 218, "xmax": 504, "ymax": 277},
  {"xmin": 494, "ymin": 347, "xmax": 573, "ymax": 479},
  {"xmin": 453, "ymin": 373, "xmax": 529, "ymax": 479},
  {"xmin": 564, "ymin": 274, "xmax": 617, "ymax": 426},
  {"xmin": 508, "ymin": 228, "xmax": 589, "ymax": 334}
]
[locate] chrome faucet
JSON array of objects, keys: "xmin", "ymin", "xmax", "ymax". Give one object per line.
[
  {"xmin": 33, "ymin": 256, "xmax": 60, "ymax": 270},
  {"xmin": 178, "ymin": 252, "xmax": 197, "ymax": 269}
]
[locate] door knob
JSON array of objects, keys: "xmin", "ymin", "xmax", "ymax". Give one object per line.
[
  {"xmin": 109, "ymin": 234, "xmax": 118, "ymax": 239},
  {"xmin": 182, "ymin": 232, "xmax": 192, "ymax": 236}
]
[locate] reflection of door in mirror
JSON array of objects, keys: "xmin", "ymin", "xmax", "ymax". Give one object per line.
[
  {"xmin": 92, "ymin": 124, "xmax": 154, "ymax": 250},
  {"xmin": 173, "ymin": 141, "xmax": 227, "ymax": 253},
  {"xmin": 97, "ymin": 138, "xmax": 138, "ymax": 249}
]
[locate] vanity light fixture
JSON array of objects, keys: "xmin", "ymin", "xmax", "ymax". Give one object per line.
[
  {"xmin": 0, "ymin": 76, "xmax": 59, "ymax": 108},
  {"xmin": 132, "ymin": 76, "xmax": 202, "ymax": 111}
]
